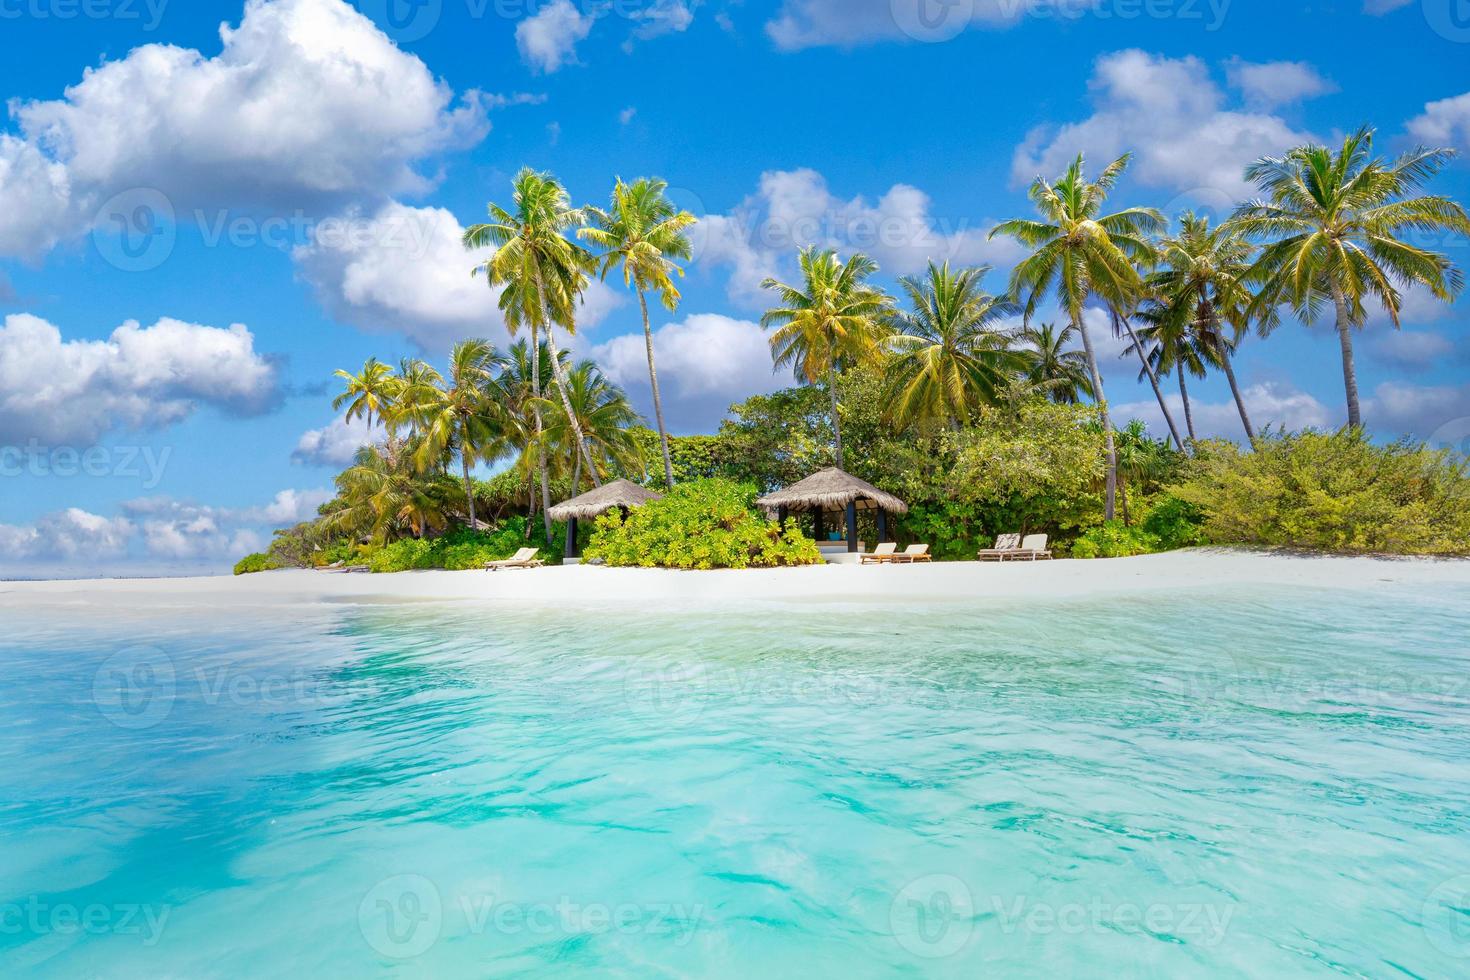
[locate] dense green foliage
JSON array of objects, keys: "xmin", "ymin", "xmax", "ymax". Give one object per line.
[
  {"xmin": 1171, "ymin": 430, "xmax": 1470, "ymax": 556},
  {"xmin": 233, "ymin": 553, "xmax": 279, "ymax": 576},
  {"xmin": 585, "ymin": 479, "xmax": 822, "ymax": 569},
  {"xmin": 364, "ymin": 521, "xmax": 560, "ymax": 573}
]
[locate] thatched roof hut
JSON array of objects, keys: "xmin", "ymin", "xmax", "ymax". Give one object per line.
[
  {"xmin": 756, "ymin": 467, "xmax": 908, "ymax": 515},
  {"xmin": 549, "ymin": 479, "xmax": 663, "ymax": 522}
]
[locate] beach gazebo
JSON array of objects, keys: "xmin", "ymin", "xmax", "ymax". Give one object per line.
[
  {"xmin": 548, "ymin": 479, "xmax": 663, "ymax": 560},
  {"xmin": 757, "ymin": 467, "xmax": 908, "ymax": 553}
]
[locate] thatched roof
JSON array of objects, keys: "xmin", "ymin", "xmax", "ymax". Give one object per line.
[
  {"xmin": 549, "ymin": 479, "xmax": 663, "ymax": 521},
  {"xmin": 757, "ymin": 467, "xmax": 908, "ymax": 515}
]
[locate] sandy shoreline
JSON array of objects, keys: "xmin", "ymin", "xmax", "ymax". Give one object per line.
[{"xmin": 3, "ymin": 549, "xmax": 1467, "ymax": 610}]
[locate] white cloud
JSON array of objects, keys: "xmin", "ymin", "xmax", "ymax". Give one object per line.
[
  {"xmin": 294, "ymin": 201, "xmax": 620, "ymax": 350},
  {"xmin": 0, "ymin": 508, "xmax": 134, "ymax": 561},
  {"xmin": 628, "ymin": 0, "xmax": 695, "ymax": 41},
  {"xmin": 516, "ymin": 0, "xmax": 596, "ymax": 73},
  {"xmin": 619, "ymin": 106, "xmax": 638, "ymax": 125},
  {"xmin": 1115, "ymin": 382, "xmax": 1332, "ymax": 441},
  {"xmin": 1365, "ymin": 381, "xmax": 1470, "ymax": 439},
  {"xmin": 594, "ymin": 313, "xmax": 789, "ymax": 431},
  {"xmin": 0, "ymin": 0, "xmax": 489, "ymax": 258},
  {"xmin": 293, "ymin": 415, "xmax": 384, "ymax": 467},
  {"xmin": 1373, "ymin": 329, "xmax": 1457, "ymax": 369},
  {"xmin": 765, "ymin": 0, "xmax": 1022, "ymax": 50},
  {"xmin": 696, "ymin": 167, "xmax": 1024, "ymax": 307},
  {"xmin": 0, "ymin": 314, "xmax": 279, "ymax": 446},
  {"xmin": 1011, "ymin": 50, "xmax": 1314, "ymax": 199},
  {"xmin": 1224, "ymin": 59, "xmax": 1335, "ymax": 109},
  {"xmin": 1406, "ymin": 91, "xmax": 1470, "ymax": 150},
  {"xmin": 1363, "ymin": 0, "xmax": 1414, "ymax": 13}
]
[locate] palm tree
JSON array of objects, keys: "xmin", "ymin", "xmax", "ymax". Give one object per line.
[
  {"xmin": 328, "ymin": 443, "xmax": 459, "ymax": 544},
  {"xmin": 464, "ymin": 168, "xmax": 601, "ymax": 542},
  {"xmin": 1126, "ymin": 304, "xmax": 1215, "ymax": 444},
  {"xmin": 580, "ymin": 177, "xmax": 696, "ymax": 489},
  {"xmin": 400, "ymin": 340, "xmax": 510, "ymax": 530},
  {"xmin": 333, "ymin": 358, "xmax": 396, "ymax": 445},
  {"xmin": 761, "ymin": 247, "xmax": 893, "ymax": 469},
  {"xmin": 498, "ymin": 339, "xmax": 565, "ymax": 528},
  {"xmin": 543, "ymin": 359, "xmax": 644, "ymax": 492},
  {"xmin": 883, "ymin": 261, "xmax": 1024, "ymax": 427},
  {"xmin": 1114, "ymin": 419, "xmax": 1171, "ymax": 527},
  {"xmin": 990, "ymin": 153, "xmax": 1166, "ymax": 519},
  {"xmin": 1147, "ymin": 212, "xmax": 1259, "ymax": 441},
  {"xmin": 1016, "ymin": 323, "xmax": 1094, "ymax": 404},
  {"xmin": 1231, "ymin": 127, "xmax": 1470, "ymax": 428}
]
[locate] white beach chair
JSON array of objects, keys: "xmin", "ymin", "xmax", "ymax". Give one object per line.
[
  {"xmin": 485, "ymin": 547, "xmax": 545, "ymax": 571},
  {"xmin": 977, "ymin": 534, "xmax": 1022, "ymax": 561}
]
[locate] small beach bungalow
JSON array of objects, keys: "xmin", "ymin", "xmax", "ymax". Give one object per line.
[
  {"xmin": 549, "ymin": 480, "xmax": 663, "ymax": 560},
  {"xmin": 757, "ymin": 468, "xmax": 908, "ymax": 555}
]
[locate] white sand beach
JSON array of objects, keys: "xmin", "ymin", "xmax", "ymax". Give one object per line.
[{"xmin": 3, "ymin": 550, "xmax": 1468, "ymax": 610}]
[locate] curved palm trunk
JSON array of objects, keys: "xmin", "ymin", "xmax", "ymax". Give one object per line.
[
  {"xmin": 461, "ymin": 448, "xmax": 476, "ymax": 530},
  {"xmin": 1178, "ymin": 370, "xmax": 1197, "ymax": 444},
  {"xmin": 1119, "ymin": 313, "xmax": 1186, "ymax": 452},
  {"xmin": 533, "ymin": 275, "xmax": 601, "ymax": 489},
  {"xmin": 1331, "ymin": 285, "xmax": 1363, "ymax": 429},
  {"xmin": 571, "ymin": 451, "xmax": 582, "ymax": 495},
  {"xmin": 638, "ymin": 289, "xmax": 676, "ymax": 489},
  {"xmin": 827, "ymin": 365, "xmax": 844, "ymax": 470},
  {"xmin": 529, "ymin": 323, "xmax": 554, "ymax": 545},
  {"xmin": 1074, "ymin": 314, "xmax": 1117, "ymax": 521},
  {"xmin": 1218, "ymin": 347, "xmax": 1256, "ymax": 443}
]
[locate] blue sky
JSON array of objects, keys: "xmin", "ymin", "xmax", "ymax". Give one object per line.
[{"xmin": 1, "ymin": 0, "xmax": 1468, "ymax": 576}]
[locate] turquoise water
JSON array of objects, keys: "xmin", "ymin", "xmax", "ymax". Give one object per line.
[{"xmin": 3, "ymin": 581, "xmax": 1470, "ymax": 977}]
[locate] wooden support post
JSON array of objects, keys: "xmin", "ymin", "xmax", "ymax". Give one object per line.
[
  {"xmin": 565, "ymin": 517, "xmax": 579, "ymax": 560},
  {"xmin": 877, "ymin": 508, "xmax": 889, "ymax": 544},
  {"xmin": 846, "ymin": 501, "xmax": 859, "ymax": 552},
  {"xmin": 813, "ymin": 508, "xmax": 825, "ymax": 542}
]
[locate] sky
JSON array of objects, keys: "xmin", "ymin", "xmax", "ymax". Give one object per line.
[{"xmin": 1, "ymin": 0, "xmax": 1468, "ymax": 576}]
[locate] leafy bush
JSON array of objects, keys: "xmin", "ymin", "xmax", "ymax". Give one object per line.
[
  {"xmin": 1068, "ymin": 522, "xmax": 1160, "ymax": 559},
  {"xmin": 584, "ymin": 478, "xmax": 822, "ymax": 569},
  {"xmin": 1139, "ymin": 495, "xmax": 1207, "ymax": 551},
  {"xmin": 233, "ymin": 553, "xmax": 279, "ymax": 575},
  {"xmin": 1171, "ymin": 429, "xmax": 1470, "ymax": 556},
  {"xmin": 365, "ymin": 520, "xmax": 560, "ymax": 573}
]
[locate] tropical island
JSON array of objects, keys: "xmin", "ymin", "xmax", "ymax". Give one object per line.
[{"xmin": 236, "ymin": 128, "xmax": 1470, "ymax": 576}]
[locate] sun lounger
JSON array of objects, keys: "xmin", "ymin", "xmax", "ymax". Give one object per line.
[
  {"xmin": 890, "ymin": 544, "xmax": 932, "ymax": 564},
  {"xmin": 860, "ymin": 543, "xmax": 899, "ymax": 564},
  {"xmin": 1014, "ymin": 534, "xmax": 1052, "ymax": 561},
  {"xmin": 977, "ymin": 534, "xmax": 1022, "ymax": 561},
  {"xmin": 485, "ymin": 547, "xmax": 544, "ymax": 571}
]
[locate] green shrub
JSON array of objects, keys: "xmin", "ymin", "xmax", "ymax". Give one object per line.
[
  {"xmin": 584, "ymin": 478, "xmax": 822, "ymax": 569},
  {"xmin": 1171, "ymin": 429, "xmax": 1470, "ymax": 556},
  {"xmin": 233, "ymin": 553, "xmax": 279, "ymax": 575},
  {"xmin": 1068, "ymin": 521, "xmax": 1160, "ymax": 559},
  {"xmin": 1138, "ymin": 495, "xmax": 1207, "ymax": 551},
  {"xmin": 362, "ymin": 521, "xmax": 559, "ymax": 573}
]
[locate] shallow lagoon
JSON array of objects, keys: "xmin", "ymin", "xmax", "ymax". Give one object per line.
[{"xmin": 3, "ymin": 577, "xmax": 1470, "ymax": 977}]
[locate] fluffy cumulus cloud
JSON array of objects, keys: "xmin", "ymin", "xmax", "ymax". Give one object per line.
[
  {"xmin": 765, "ymin": 0, "xmax": 1023, "ymax": 50},
  {"xmin": 628, "ymin": 0, "xmax": 696, "ymax": 42},
  {"xmin": 0, "ymin": 0, "xmax": 489, "ymax": 259},
  {"xmin": 1372, "ymin": 329, "xmax": 1459, "ymax": 369},
  {"xmin": 1406, "ymin": 91, "xmax": 1470, "ymax": 150},
  {"xmin": 696, "ymin": 168, "xmax": 1024, "ymax": 307},
  {"xmin": 1011, "ymin": 50, "xmax": 1316, "ymax": 199},
  {"xmin": 1364, "ymin": 381, "xmax": 1470, "ymax": 440},
  {"xmin": 1115, "ymin": 382, "xmax": 1332, "ymax": 441},
  {"xmin": 0, "ymin": 508, "xmax": 135, "ymax": 562},
  {"xmin": 293, "ymin": 415, "xmax": 384, "ymax": 467},
  {"xmin": 0, "ymin": 314, "xmax": 279, "ymax": 446},
  {"xmin": 1224, "ymin": 59, "xmax": 1336, "ymax": 109},
  {"xmin": 516, "ymin": 0, "xmax": 596, "ymax": 73},
  {"xmin": 293, "ymin": 201, "xmax": 621, "ymax": 349},
  {"xmin": 594, "ymin": 314, "xmax": 790, "ymax": 431}
]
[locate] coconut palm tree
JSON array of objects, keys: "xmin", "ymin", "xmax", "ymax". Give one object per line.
[
  {"xmin": 333, "ymin": 358, "xmax": 396, "ymax": 445},
  {"xmin": 1146, "ymin": 212, "xmax": 1259, "ymax": 442},
  {"xmin": 990, "ymin": 153, "xmax": 1166, "ymax": 519},
  {"xmin": 580, "ymin": 177, "xmax": 696, "ymax": 489},
  {"xmin": 761, "ymin": 247, "xmax": 893, "ymax": 469},
  {"xmin": 542, "ymin": 359, "xmax": 645, "ymax": 492},
  {"xmin": 1231, "ymin": 127, "xmax": 1470, "ymax": 428},
  {"xmin": 1016, "ymin": 323, "xmax": 1094, "ymax": 404},
  {"xmin": 1125, "ymin": 304, "xmax": 1216, "ymax": 444},
  {"xmin": 328, "ymin": 443, "xmax": 459, "ymax": 544},
  {"xmin": 464, "ymin": 168, "xmax": 600, "ymax": 542},
  {"xmin": 1114, "ymin": 419, "xmax": 1171, "ymax": 527},
  {"xmin": 883, "ymin": 261, "xmax": 1024, "ymax": 427},
  {"xmin": 399, "ymin": 340, "xmax": 510, "ymax": 530}
]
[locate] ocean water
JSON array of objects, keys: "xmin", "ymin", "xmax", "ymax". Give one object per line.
[{"xmin": 2, "ymin": 579, "xmax": 1470, "ymax": 977}]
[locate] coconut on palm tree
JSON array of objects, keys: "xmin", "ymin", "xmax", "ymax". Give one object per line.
[
  {"xmin": 1146, "ymin": 212, "xmax": 1259, "ymax": 441},
  {"xmin": 580, "ymin": 177, "xmax": 696, "ymax": 489},
  {"xmin": 1232, "ymin": 127, "xmax": 1470, "ymax": 429},
  {"xmin": 990, "ymin": 153, "xmax": 1167, "ymax": 519},
  {"xmin": 1016, "ymin": 323, "xmax": 1094, "ymax": 404},
  {"xmin": 883, "ymin": 261, "xmax": 1024, "ymax": 428},
  {"xmin": 761, "ymin": 247, "xmax": 893, "ymax": 469},
  {"xmin": 464, "ymin": 168, "xmax": 601, "ymax": 543}
]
